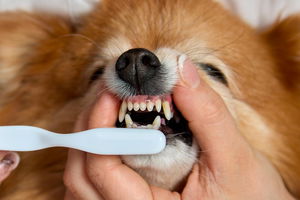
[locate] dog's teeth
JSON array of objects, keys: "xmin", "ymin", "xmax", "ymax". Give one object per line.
[
  {"xmin": 133, "ymin": 102, "xmax": 140, "ymax": 111},
  {"xmin": 162, "ymin": 101, "xmax": 172, "ymax": 120},
  {"xmin": 125, "ymin": 114, "xmax": 133, "ymax": 128},
  {"xmin": 147, "ymin": 101, "xmax": 154, "ymax": 111},
  {"xmin": 152, "ymin": 115, "xmax": 161, "ymax": 129},
  {"xmin": 146, "ymin": 124, "xmax": 153, "ymax": 129},
  {"xmin": 140, "ymin": 102, "xmax": 146, "ymax": 111},
  {"xmin": 138, "ymin": 125, "xmax": 151, "ymax": 129},
  {"xmin": 155, "ymin": 99, "xmax": 162, "ymax": 112},
  {"xmin": 132, "ymin": 123, "xmax": 138, "ymax": 128},
  {"xmin": 128, "ymin": 101, "xmax": 133, "ymax": 111},
  {"xmin": 118, "ymin": 101, "xmax": 127, "ymax": 122}
]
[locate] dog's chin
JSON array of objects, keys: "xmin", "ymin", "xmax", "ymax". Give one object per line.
[{"xmin": 121, "ymin": 138, "xmax": 198, "ymax": 190}]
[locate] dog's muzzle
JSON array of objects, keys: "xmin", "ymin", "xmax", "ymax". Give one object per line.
[{"xmin": 115, "ymin": 48, "xmax": 163, "ymax": 95}]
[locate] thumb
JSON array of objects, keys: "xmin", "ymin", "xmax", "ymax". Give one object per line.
[{"xmin": 173, "ymin": 59, "xmax": 252, "ymax": 170}]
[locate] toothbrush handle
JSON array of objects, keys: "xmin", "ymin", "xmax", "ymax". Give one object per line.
[
  {"xmin": 57, "ymin": 128, "xmax": 166, "ymax": 155},
  {"xmin": 0, "ymin": 126, "xmax": 166, "ymax": 155},
  {"xmin": 0, "ymin": 126, "xmax": 54, "ymax": 150}
]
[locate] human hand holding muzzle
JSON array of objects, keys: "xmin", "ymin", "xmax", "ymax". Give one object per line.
[{"xmin": 63, "ymin": 59, "xmax": 295, "ymax": 200}]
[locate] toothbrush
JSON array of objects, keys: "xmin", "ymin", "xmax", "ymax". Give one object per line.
[{"xmin": 0, "ymin": 126, "xmax": 166, "ymax": 155}]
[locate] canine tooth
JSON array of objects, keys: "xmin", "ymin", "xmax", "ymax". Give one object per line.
[
  {"xmin": 133, "ymin": 102, "xmax": 140, "ymax": 111},
  {"xmin": 155, "ymin": 99, "xmax": 162, "ymax": 112},
  {"xmin": 118, "ymin": 101, "xmax": 127, "ymax": 122},
  {"xmin": 128, "ymin": 101, "xmax": 133, "ymax": 111},
  {"xmin": 162, "ymin": 101, "xmax": 172, "ymax": 120},
  {"xmin": 125, "ymin": 114, "xmax": 133, "ymax": 128},
  {"xmin": 147, "ymin": 101, "xmax": 154, "ymax": 111},
  {"xmin": 140, "ymin": 102, "xmax": 146, "ymax": 111},
  {"xmin": 152, "ymin": 115, "xmax": 161, "ymax": 129}
]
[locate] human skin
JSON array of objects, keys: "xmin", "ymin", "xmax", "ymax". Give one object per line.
[
  {"xmin": 63, "ymin": 60, "xmax": 295, "ymax": 200},
  {"xmin": 0, "ymin": 152, "xmax": 19, "ymax": 184}
]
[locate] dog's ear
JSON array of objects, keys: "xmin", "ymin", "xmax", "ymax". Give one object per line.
[
  {"xmin": 0, "ymin": 12, "xmax": 74, "ymax": 95},
  {"xmin": 263, "ymin": 15, "xmax": 300, "ymax": 95}
]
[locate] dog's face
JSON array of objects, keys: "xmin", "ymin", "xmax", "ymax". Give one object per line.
[
  {"xmin": 1, "ymin": 0, "xmax": 300, "ymax": 197},
  {"xmin": 63, "ymin": 0, "xmax": 288, "ymax": 190}
]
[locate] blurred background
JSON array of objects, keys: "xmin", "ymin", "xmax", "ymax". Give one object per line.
[{"xmin": 1, "ymin": 0, "xmax": 300, "ymax": 30}]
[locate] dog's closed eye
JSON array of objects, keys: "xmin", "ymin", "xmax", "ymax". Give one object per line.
[
  {"xmin": 90, "ymin": 67, "xmax": 104, "ymax": 83},
  {"xmin": 198, "ymin": 63, "xmax": 227, "ymax": 85}
]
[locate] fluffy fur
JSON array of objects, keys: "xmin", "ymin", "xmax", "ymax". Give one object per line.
[{"xmin": 0, "ymin": 0, "xmax": 300, "ymax": 199}]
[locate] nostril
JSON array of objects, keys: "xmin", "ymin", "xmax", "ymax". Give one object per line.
[
  {"xmin": 142, "ymin": 55, "xmax": 151, "ymax": 66},
  {"xmin": 141, "ymin": 55, "xmax": 160, "ymax": 68},
  {"xmin": 116, "ymin": 55, "xmax": 130, "ymax": 71}
]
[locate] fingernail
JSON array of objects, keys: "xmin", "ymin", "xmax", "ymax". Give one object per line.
[
  {"xmin": 178, "ymin": 55, "xmax": 200, "ymax": 88},
  {"xmin": 0, "ymin": 152, "xmax": 20, "ymax": 173}
]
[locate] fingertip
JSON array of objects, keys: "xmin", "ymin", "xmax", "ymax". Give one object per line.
[
  {"xmin": 0, "ymin": 152, "xmax": 20, "ymax": 182},
  {"xmin": 0, "ymin": 152, "xmax": 20, "ymax": 172},
  {"xmin": 88, "ymin": 91, "xmax": 120, "ymax": 129},
  {"xmin": 177, "ymin": 58, "xmax": 200, "ymax": 89}
]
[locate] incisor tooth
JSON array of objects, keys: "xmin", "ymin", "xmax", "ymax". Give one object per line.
[
  {"xmin": 155, "ymin": 99, "xmax": 161, "ymax": 112},
  {"xmin": 118, "ymin": 101, "xmax": 127, "ymax": 122},
  {"xmin": 128, "ymin": 101, "xmax": 133, "ymax": 111},
  {"xmin": 133, "ymin": 102, "xmax": 140, "ymax": 111},
  {"xmin": 146, "ymin": 124, "xmax": 153, "ymax": 129},
  {"xmin": 125, "ymin": 114, "xmax": 133, "ymax": 128},
  {"xmin": 147, "ymin": 101, "xmax": 154, "ymax": 111},
  {"xmin": 162, "ymin": 101, "xmax": 172, "ymax": 120},
  {"xmin": 140, "ymin": 102, "xmax": 146, "ymax": 111},
  {"xmin": 153, "ymin": 115, "xmax": 161, "ymax": 129}
]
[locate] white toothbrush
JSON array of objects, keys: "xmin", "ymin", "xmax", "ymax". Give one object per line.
[{"xmin": 0, "ymin": 126, "xmax": 166, "ymax": 155}]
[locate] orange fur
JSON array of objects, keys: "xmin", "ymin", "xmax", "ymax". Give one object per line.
[{"xmin": 0, "ymin": 0, "xmax": 299, "ymax": 199}]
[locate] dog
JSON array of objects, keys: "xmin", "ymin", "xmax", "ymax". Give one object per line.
[{"xmin": 0, "ymin": 0, "xmax": 299, "ymax": 199}]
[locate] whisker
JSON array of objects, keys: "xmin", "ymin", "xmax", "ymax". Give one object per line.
[{"xmin": 165, "ymin": 132, "xmax": 187, "ymax": 138}]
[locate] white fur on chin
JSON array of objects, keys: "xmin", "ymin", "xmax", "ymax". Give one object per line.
[{"xmin": 122, "ymin": 138, "xmax": 198, "ymax": 190}]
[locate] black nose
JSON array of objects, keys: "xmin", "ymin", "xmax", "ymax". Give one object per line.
[{"xmin": 115, "ymin": 48, "xmax": 161, "ymax": 94}]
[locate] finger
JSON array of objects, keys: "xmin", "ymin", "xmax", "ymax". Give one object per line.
[
  {"xmin": 150, "ymin": 186, "xmax": 181, "ymax": 200},
  {"xmin": 63, "ymin": 99, "xmax": 105, "ymax": 200},
  {"xmin": 181, "ymin": 164, "xmax": 202, "ymax": 199},
  {"xmin": 64, "ymin": 150, "xmax": 103, "ymax": 200},
  {"xmin": 0, "ymin": 152, "xmax": 20, "ymax": 183},
  {"xmin": 87, "ymin": 155, "xmax": 152, "ymax": 200},
  {"xmin": 65, "ymin": 189, "xmax": 76, "ymax": 200},
  {"xmin": 87, "ymin": 91, "xmax": 120, "ymax": 129},
  {"xmin": 85, "ymin": 91, "xmax": 152, "ymax": 199},
  {"xmin": 173, "ymin": 59, "xmax": 253, "ymax": 169},
  {"xmin": 87, "ymin": 154, "xmax": 179, "ymax": 200}
]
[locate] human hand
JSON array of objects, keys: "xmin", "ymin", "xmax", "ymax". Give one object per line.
[
  {"xmin": 63, "ymin": 59, "xmax": 295, "ymax": 200},
  {"xmin": 0, "ymin": 151, "xmax": 19, "ymax": 184}
]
